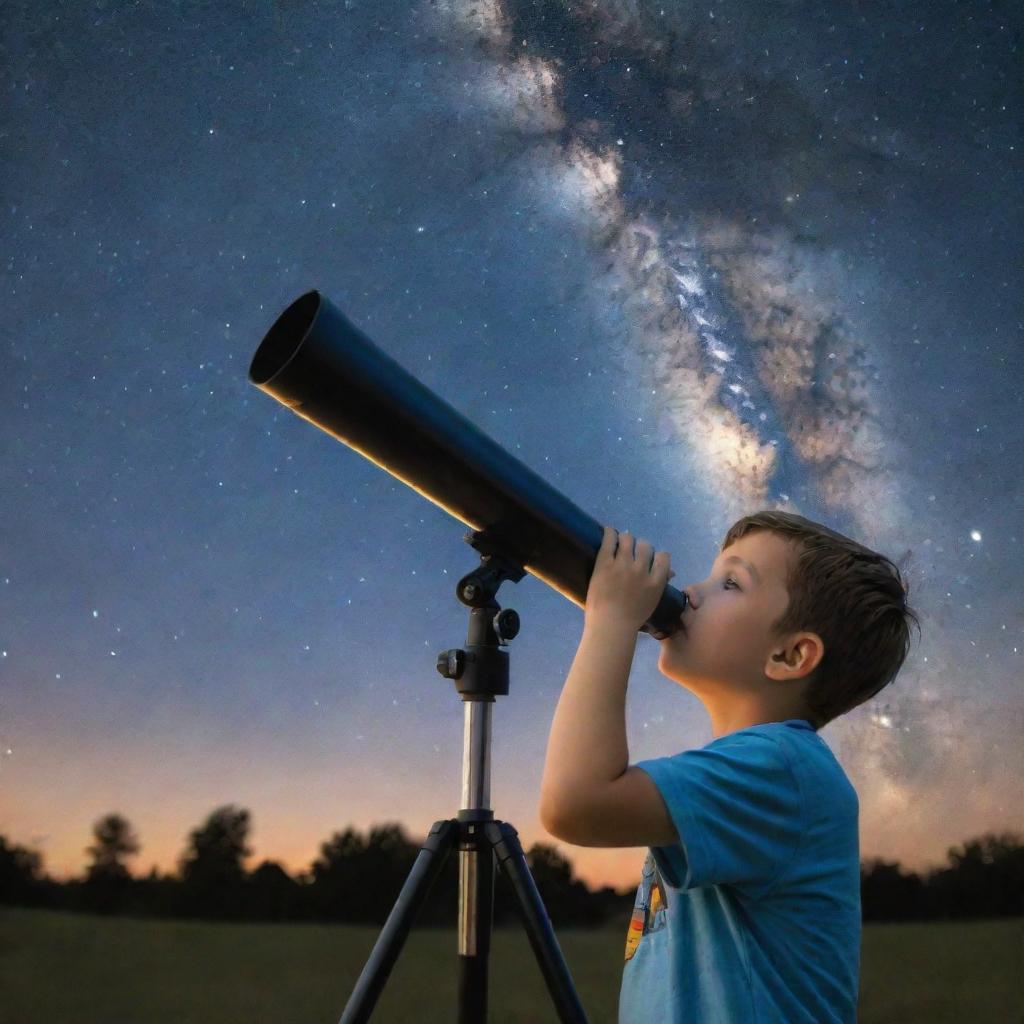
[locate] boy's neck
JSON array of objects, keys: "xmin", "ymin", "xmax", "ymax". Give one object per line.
[{"xmin": 703, "ymin": 693, "xmax": 811, "ymax": 739}]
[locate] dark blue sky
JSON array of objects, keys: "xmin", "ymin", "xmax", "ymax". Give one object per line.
[{"xmin": 2, "ymin": 0, "xmax": 1020, "ymax": 890}]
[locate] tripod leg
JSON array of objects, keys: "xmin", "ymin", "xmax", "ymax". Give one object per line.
[
  {"xmin": 338, "ymin": 818, "xmax": 458, "ymax": 1024},
  {"xmin": 485, "ymin": 820, "xmax": 590, "ymax": 1024},
  {"xmin": 457, "ymin": 822, "xmax": 494, "ymax": 1024}
]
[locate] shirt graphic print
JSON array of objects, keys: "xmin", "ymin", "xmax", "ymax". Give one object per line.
[{"xmin": 624, "ymin": 850, "xmax": 669, "ymax": 962}]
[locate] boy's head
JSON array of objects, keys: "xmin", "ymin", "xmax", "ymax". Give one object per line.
[{"xmin": 658, "ymin": 510, "xmax": 921, "ymax": 731}]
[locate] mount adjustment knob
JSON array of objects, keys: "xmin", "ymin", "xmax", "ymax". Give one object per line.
[
  {"xmin": 493, "ymin": 608, "xmax": 520, "ymax": 642},
  {"xmin": 436, "ymin": 648, "xmax": 466, "ymax": 679}
]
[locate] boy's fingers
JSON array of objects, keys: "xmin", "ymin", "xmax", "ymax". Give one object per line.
[
  {"xmin": 610, "ymin": 529, "xmax": 628, "ymax": 559},
  {"xmin": 636, "ymin": 538, "xmax": 653, "ymax": 568},
  {"xmin": 598, "ymin": 525, "xmax": 618, "ymax": 562}
]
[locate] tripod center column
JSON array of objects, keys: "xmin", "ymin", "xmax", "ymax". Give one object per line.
[{"xmin": 461, "ymin": 697, "xmax": 492, "ymax": 811}]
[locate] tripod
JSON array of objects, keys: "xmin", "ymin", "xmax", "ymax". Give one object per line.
[{"xmin": 338, "ymin": 529, "xmax": 590, "ymax": 1024}]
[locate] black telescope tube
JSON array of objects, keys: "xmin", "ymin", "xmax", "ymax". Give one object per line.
[{"xmin": 248, "ymin": 290, "xmax": 687, "ymax": 640}]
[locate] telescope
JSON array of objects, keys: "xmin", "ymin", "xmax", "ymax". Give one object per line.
[
  {"xmin": 248, "ymin": 289, "xmax": 688, "ymax": 1024},
  {"xmin": 248, "ymin": 289, "xmax": 688, "ymax": 639}
]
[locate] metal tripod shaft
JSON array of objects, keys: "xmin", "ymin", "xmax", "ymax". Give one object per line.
[{"xmin": 458, "ymin": 696, "xmax": 495, "ymax": 1021}]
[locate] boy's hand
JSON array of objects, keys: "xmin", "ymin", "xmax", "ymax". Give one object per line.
[{"xmin": 586, "ymin": 525, "xmax": 675, "ymax": 632}]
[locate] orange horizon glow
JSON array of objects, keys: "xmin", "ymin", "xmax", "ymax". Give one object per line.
[{"xmin": 26, "ymin": 822, "xmax": 973, "ymax": 897}]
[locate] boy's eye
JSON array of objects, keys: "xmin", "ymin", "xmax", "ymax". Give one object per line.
[{"xmin": 723, "ymin": 578, "xmax": 739, "ymax": 589}]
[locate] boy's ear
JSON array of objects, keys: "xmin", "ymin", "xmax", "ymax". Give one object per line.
[{"xmin": 766, "ymin": 632, "xmax": 824, "ymax": 681}]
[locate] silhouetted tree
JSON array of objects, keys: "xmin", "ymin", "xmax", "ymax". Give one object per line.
[
  {"xmin": 85, "ymin": 813, "xmax": 140, "ymax": 883},
  {"xmin": 926, "ymin": 831, "xmax": 1024, "ymax": 919},
  {"xmin": 177, "ymin": 805, "xmax": 253, "ymax": 919},
  {"xmin": 514, "ymin": 842, "xmax": 607, "ymax": 927},
  {"xmin": 363, "ymin": 822, "xmax": 419, "ymax": 898},
  {"xmin": 311, "ymin": 826, "xmax": 370, "ymax": 921},
  {"xmin": 0, "ymin": 834, "xmax": 44, "ymax": 906},
  {"xmin": 246, "ymin": 859, "xmax": 301, "ymax": 920},
  {"xmin": 527, "ymin": 842, "xmax": 573, "ymax": 889},
  {"xmin": 860, "ymin": 858, "xmax": 927, "ymax": 921},
  {"xmin": 80, "ymin": 813, "xmax": 141, "ymax": 914},
  {"xmin": 311, "ymin": 823, "xmax": 419, "ymax": 924}
]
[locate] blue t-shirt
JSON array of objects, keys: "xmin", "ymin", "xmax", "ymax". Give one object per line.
[{"xmin": 618, "ymin": 719, "xmax": 860, "ymax": 1024}]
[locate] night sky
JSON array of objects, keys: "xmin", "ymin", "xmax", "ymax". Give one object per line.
[{"xmin": 3, "ymin": 1, "xmax": 1021, "ymax": 894}]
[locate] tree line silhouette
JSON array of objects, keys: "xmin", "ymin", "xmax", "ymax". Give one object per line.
[{"xmin": 1, "ymin": 807, "xmax": 1021, "ymax": 926}]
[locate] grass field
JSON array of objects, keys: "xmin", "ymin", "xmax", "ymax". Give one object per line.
[{"xmin": 1, "ymin": 907, "xmax": 1021, "ymax": 1023}]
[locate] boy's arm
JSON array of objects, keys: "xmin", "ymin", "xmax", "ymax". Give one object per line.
[
  {"xmin": 539, "ymin": 616, "xmax": 634, "ymax": 816},
  {"xmin": 538, "ymin": 615, "xmax": 678, "ymax": 848}
]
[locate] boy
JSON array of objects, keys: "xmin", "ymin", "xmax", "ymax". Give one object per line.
[{"xmin": 539, "ymin": 510, "xmax": 920, "ymax": 1023}]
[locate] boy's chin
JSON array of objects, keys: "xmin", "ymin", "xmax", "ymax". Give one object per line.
[
  {"xmin": 657, "ymin": 652, "xmax": 697, "ymax": 689},
  {"xmin": 658, "ymin": 649, "xmax": 715, "ymax": 693}
]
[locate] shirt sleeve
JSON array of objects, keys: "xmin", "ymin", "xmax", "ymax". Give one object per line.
[{"xmin": 635, "ymin": 730, "xmax": 805, "ymax": 896}]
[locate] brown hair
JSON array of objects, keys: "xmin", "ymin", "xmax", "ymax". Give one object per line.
[{"xmin": 721, "ymin": 510, "xmax": 921, "ymax": 730}]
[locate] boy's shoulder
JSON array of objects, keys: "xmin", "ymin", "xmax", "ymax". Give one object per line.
[
  {"xmin": 712, "ymin": 719, "xmax": 858, "ymax": 808},
  {"xmin": 704, "ymin": 718, "xmax": 820, "ymax": 752}
]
